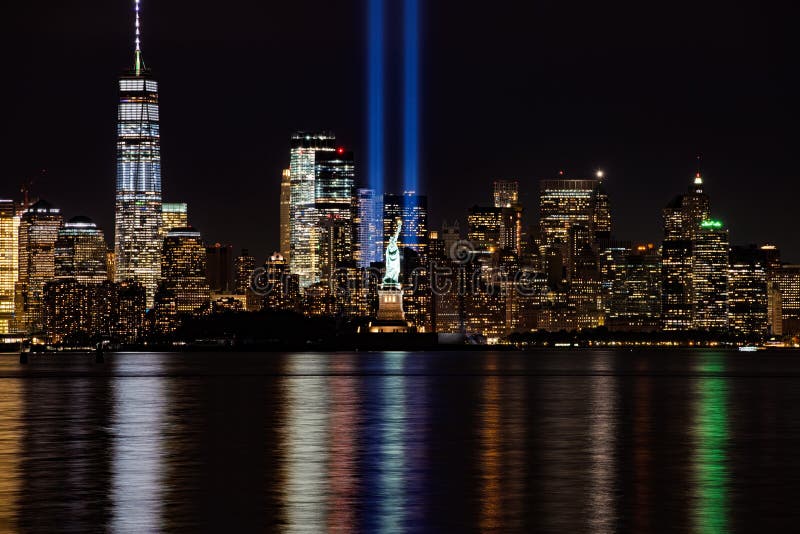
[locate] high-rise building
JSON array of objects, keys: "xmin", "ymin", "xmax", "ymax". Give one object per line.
[
  {"xmin": 205, "ymin": 243, "xmax": 234, "ymax": 292},
  {"xmin": 605, "ymin": 244, "xmax": 661, "ymax": 331},
  {"xmin": 315, "ymin": 149, "xmax": 355, "ymax": 283},
  {"xmin": 539, "ymin": 176, "xmax": 607, "ymax": 272},
  {"xmin": 161, "ymin": 228, "xmax": 211, "ymax": 314},
  {"xmin": 54, "ymin": 216, "xmax": 108, "ymax": 284},
  {"xmin": 234, "ymin": 249, "xmax": 256, "ymax": 294},
  {"xmin": 15, "ymin": 199, "xmax": 63, "ymax": 333},
  {"xmin": 728, "ymin": 245, "xmax": 768, "ymax": 337},
  {"xmin": 262, "ymin": 253, "xmax": 300, "ymax": 312},
  {"xmin": 288, "ymin": 132, "xmax": 335, "ymax": 289},
  {"xmin": 354, "ymin": 188, "xmax": 381, "ymax": 268},
  {"xmin": 467, "ymin": 205, "xmax": 503, "ymax": 251},
  {"xmin": 0, "ymin": 201, "xmax": 19, "ymax": 333},
  {"xmin": 279, "ymin": 169, "xmax": 291, "ymax": 260},
  {"xmin": 114, "ymin": 1, "xmax": 164, "ymax": 307},
  {"xmin": 382, "ymin": 192, "xmax": 428, "ymax": 261},
  {"xmin": 162, "ymin": 203, "xmax": 188, "ymax": 234},
  {"xmin": 492, "ymin": 180, "xmax": 519, "ymax": 208},
  {"xmin": 773, "ymin": 264, "xmax": 800, "ymax": 335},
  {"xmin": 440, "ymin": 220, "xmax": 461, "ymax": 260},
  {"xmin": 116, "ymin": 280, "xmax": 146, "ymax": 342},
  {"xmin": 692, "ymin": 220, "xmax": 729, "ymax": 331},
  {"xmin": 661, "ymin": 171, "xmax": 712, "ymax": 330}
]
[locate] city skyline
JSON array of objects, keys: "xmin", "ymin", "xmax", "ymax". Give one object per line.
[{"xmin": 3, "ymin": 0, "xmax": 798, "ymax": 263}]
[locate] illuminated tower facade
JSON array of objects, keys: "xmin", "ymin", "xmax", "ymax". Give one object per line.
[
  {"xmin": 54, "ymin": 217, "xmax": 108, "ymax": 284},
  {"xmin": 279, "ymin": 169, "xmax": 291, "ymax": 260},
  {"xmin": 0, "ymin": 201, "xmax": 19, "ymax": 333},
  {"xmin": 114, "ymin": 0, "xmax": 163, "ymax": 307},
  {"xmin": 661, "ymin": 171, "xmax": 711, "ymax": 330},
  {"xmin": 15, "ymin": 200, "xmax": 63, "ymax": 333},
  {"xmin": 692, "ymin": 220, "xmax": 729, "ymax": 331},
  {"xmin": 288, "ymin": 132, "xmax": 335, "ymax": 288},
  {"xmin": 355, "ymin": 189, "xmax": 381, "ymax": 268},
  {"xmin": 382, "ymin": 192, "xmax": 428, "ymax": 261},
  {"xmin": 161, "ymin": 203, "xmax": 188, "ymax": 234},
  {"xmin": 728, "ymin": 245, "xmax": 768, "ymax": 337},
  {"xmin": 492, "ymin": 180, "xmax": 519, "ymax": 208},
  {"xmin": 161, "ymin": 228, "xmax": 211, "ymax": 314}
]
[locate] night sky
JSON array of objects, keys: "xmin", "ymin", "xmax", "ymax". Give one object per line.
[{"xmin": 3, "ymin": 0, "xmax": 799, "ymax": 262}]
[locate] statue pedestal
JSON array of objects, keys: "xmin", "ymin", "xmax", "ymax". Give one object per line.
[{"xmin": 368, "ymin": 284, "xmax": 414, "ymax": 333}]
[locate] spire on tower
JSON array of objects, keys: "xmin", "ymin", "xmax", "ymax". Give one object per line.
[
  {"xmin": 694, "ymin": 154, "xmax": 703, "ymax": 185},
  {"xmin": 134, "ymin": 0, "xmax": 144, "ymax": 76}
]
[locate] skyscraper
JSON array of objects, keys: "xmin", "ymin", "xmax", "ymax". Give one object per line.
[
  {"xmin": 315, "ymin": 149, "xmax": 355, "ymax": 283},
  {"xmin": 728, "ymin": 245, "xmax": 769, "ymax": 337},
  {"xmin": 661, "ymin": 171, "xmax": 712, "ymax": 330},
  {"xmin": 161, "ymin": 228, "xmax": 211, "ymax": 314},
  {"xmin": 114, "ymin": 0, "xmax": 163, "ymax": 307},
  {"xmin": 205, "ymin": 243, "xmax": 234, "ymax": 293},
  {"xmin": 289, "ymin": 132, "xmax": 335, "ymax": 289},
  {"xmin": 492, "ymin": 180, "xmax": 519, "ymax": 208},
  {"xmin": 54, "ymin": 216, "xmax": 108, "ymax": 284},
  {"xmin": 692, "ymin": 219, "xmax": 729, "ymax": 331},
  {"xmin": 162, "ymin": 203, "xmax": 188, "ymax": 234},
  {"xmin": 538, "ymin": 176, "xmax": 606, "ymax": 269},
  {"xmin": 382, "ymin": 192, "xmax": 428, "ymax": 260},
  {"xmin": 279, "ymin": 169, "xmax": 291, "ymax": 260},
  {"xmin": 15, "ymin": 199, "xmax": 63, "ymax": 333},
  {"xmin": 0, "ymin": 201, "xmax": 19, "ymax": 333},
  {"xmin": 467, "ymin": 206, "xmax": 503, "ymax": 252},
  {"xmin": 354, "ymin": 189, "xmax": 381, "ymax": 268}
]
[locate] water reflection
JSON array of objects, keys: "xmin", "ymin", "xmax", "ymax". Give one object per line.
[
  {"xmin": 362, "ymin": 352, "xmax": 407, "ymax": 533},
  {"xmin": 479, "ymin": 355, "xmax": 502, "ymax": 531},
  {"xmin": 589, "ymin": 354, "xmax": 618, "ymax": 532},
  {"xmin": 110, "ymin": 357, "xmax": 166, "ymax": 532},
  {"xmin": 692, "ymin": 353, "xmax": 730, "ymax": 533},
  {"xmin": 327, "ymin": 355, "xmax": 360, "ymax": 533},
  {"xmin": 0, "ymin": 378, "xmax": 21, "ymax": 531},
  {"xmin": 280, "ymin": 355, "xmax": 330, "ymax": 532}
]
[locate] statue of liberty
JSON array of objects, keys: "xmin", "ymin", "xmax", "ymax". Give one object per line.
[{"xmin": 383, "ymin": 219, "xmax": 402, "ymax": 286}]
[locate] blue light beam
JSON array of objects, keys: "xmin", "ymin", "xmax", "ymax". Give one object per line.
[
  {"xmin": 367, "ymin": 0, "xmax": 385, "ymax": 198},
  {"xmin": 403, "ymin": 0, "xmax": 420, "ymax": 195}
]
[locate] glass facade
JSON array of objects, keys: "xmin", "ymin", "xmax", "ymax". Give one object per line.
[
  {"xmin": 161, "ymin": 228, "xmax": 211, "ymax": 314},
  {"xmin": 288, "ymin": 132, "xmax": 335, "ymax": 289},
  {"xmin": 15, "ymin": 200, "xmax": 63, "ymax": 333},
  {"xmin": 114, "ymin": 72, "xmax": 163, "ymax": 308},
  {"xmin": 355, "ymin": 189, "xmax": 381, "ymax": 268},
  {"xmin": 692, "ymin": 223, "xmax": 729, "ymax": 331},
  {"xmin": 161, "ymin": 203, "xmax": 188, "ymax": 234},
  {"xmin": 280, "ymin": 169, "xmax": 291, "ymax": 260},
  {"xmin": 54, "ymin": 216, "xmax": 108, "ymax": 285},
  {"xmin": 0, "ymin": 201, "xmax": 19, "ymax": 333}
]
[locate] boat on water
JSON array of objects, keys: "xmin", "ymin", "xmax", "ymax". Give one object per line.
[{"xmin": 738, "ymin": 346, "xmax": 764, "ymax": 352}]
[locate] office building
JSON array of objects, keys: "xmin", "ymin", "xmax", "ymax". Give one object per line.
[
  {"xmin": 15, "ymin": 199, "xmax": 63, "ymax": 333},
  {"xmin": 692, "ymin": 220, "xmax": 729, "ymax": 331},
  {"xmin": 382, "ymin": 192, "xmax": 428, "ymax": 262},
  {"xmin": 288, "ymin": 131, "xmax": 335, "ymax": 288},
  {"xmin": 162, "ymin": 203, "xmax": 188, "ymax": 234},
  {"xmin": 354, "ymin": 188, "xmax": 381, "ymax": 268},
  {"xmin": 114, "ymin": 1, "xmax": 164, "ymax": 307},
  {"xmin": 728, "ymin": 245, "xmax": 769, "ymax": 337},
  {"xmin": 161, "ymin": 228, "xmax": 211, "ymax": 314},
  {"xmin": 279, "ymin": 168, "xmax": 291, "ymax": 260},
  {"xmin": 0, "ymin": 201, "xmax": 19, "ymax": 333},
  {"xmin": 205, "ymin": 243, "xmax": 234, "ymax": 292},
  {"xmin": 54, "ymin": 216, "xmax": 108, "ymax": 284}
]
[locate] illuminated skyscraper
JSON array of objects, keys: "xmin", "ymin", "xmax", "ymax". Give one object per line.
[
  {"xmin": 161, "ymin": 228, "xmax": 211, "ymax": 314},
  {"xmin": 692, "ymin": 220, "xmax": 729, "ymax": 331},
  {"xmin": 315, "ymin": 149, "xmax": 355, "ymax": 283},
  {"xmin": 467, "ymin": 206, "xmax": 503, "ymax": 252},
  {"xmin": 492, "ymin": 180, "xmax": 519, "ymax": 208},
  {"xmin": 15, "ymin": 199, "xmax": 63, "ymax": 333},
  {"xmin": 539, "ymin": 176, "xmax": 607, "ymax": 269},
  {"xmin": 382, "ymin": 192, "xmax": 428, "ymax": 260},
  {"xmin": 0, "ymin": 201, "xmax": 19, "ymax": 333},
  {"xmin": 288, "ymin": 132, "xmax": 335, "ymax": 288},
  {"xmin": 773, "ymin": 264, "xmax": 800, "ymax": 335},
  {"xmin": 234, "ymin": 249, "xmax": 256, "ymax": 294},
  {"xmin": 54, "ymin": 216, "xmax": 108, "ymax": 284},
  {"xmin": 161, "ymin": 203, "xmax": 188, "ymax": 234},
  {"xmin": 280, "ymin": 169, "xmax": 291, "ymax": 260},
  {"xmin": 355, "ymin": 189, "xmax": 381, "ymax": 268},
  {"xmin": 114, "ymin": 0, "xmax": 163, "ymax": 307},
  {"xmin": 661, "ymin": 171, "xmax": 712, "ymax": 330},
  {"xmin": 728, "ymin": 245, "xmax": 768, "ymax": 337}
]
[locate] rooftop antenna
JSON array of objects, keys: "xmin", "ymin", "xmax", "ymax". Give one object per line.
[
  {"xmin": 694, "ymin": 154, "xmax": 703, "ymax": 185},
  {"xmin": 134, "ymin": 0, "xmax": 144, "ymax": 76}
]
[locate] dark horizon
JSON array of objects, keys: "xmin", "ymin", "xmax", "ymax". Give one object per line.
[{"xmin": 3, "ymin": 0, "xmax": 799, "ymax": 262}]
